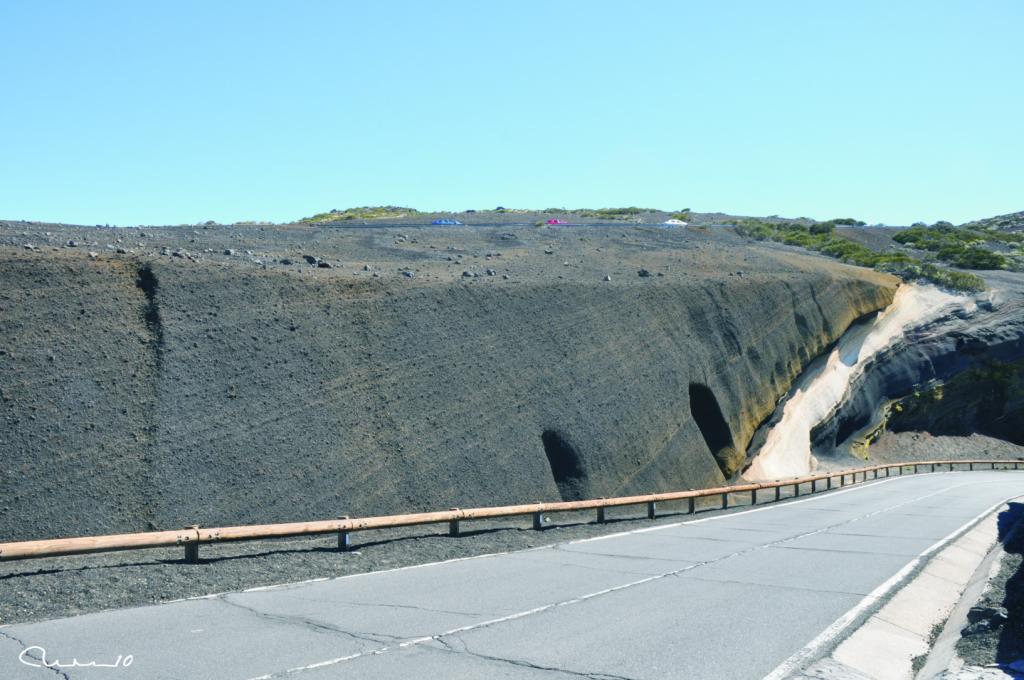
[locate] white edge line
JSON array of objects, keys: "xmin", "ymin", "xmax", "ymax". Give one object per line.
[
  {"xmin": 165, "ymin": 474, "xmax": 910, "ymax": 604},
  {"xmin": 761, "ymin": 492, "xmax": 1022, "ymax": 680},
  {"xmin": 236, "ymin": 475, "xmax": 982, "ymax": 680}
]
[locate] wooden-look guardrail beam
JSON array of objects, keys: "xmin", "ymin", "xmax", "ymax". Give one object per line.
[{"xmin": 0, "ymin": 460, "xmax": 1020, "ymax": 564}]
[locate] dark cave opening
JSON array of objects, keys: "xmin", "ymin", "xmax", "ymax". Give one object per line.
[
  {"xmin": 541, "ymin": 430, "xmax": 587, "ymax": 501},
  {"xmin": 689, "ymin": 383, "xmax": 736, "ymax": 465}
]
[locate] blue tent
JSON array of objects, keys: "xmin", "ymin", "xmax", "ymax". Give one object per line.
[{"xmin": 432, "ymin": 218, "xmax": 462, "ymax": 225}]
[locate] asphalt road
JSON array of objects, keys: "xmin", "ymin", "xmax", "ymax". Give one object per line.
[{"xmin": 1, "ymin": 472, "xmax": 1021, "ymax": 680}]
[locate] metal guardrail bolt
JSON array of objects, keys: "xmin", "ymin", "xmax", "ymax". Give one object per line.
[
  {"xmin": 647, "ymin": 501, "xmax": 657, "ymax": 520},
  {"xmin": 448, "ymin": 508, "xmax": 460, "ymax": 537},
  {"xmin": 184, "ymin": 525, "xmax": 200, "ymax": 564},
  {"xmin": 337, "ymin": 516, "xmax": 351, "ymax": 552}
]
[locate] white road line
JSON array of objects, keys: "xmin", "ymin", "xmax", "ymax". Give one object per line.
[
  {"xmin": 169, "ymin": 473, "xmax": 906, "ymax": 606},
  {"xmin": 761, "ymin": 491, "xmax": 1024, "ymax": 680},
  {"xmin": 241, "ymin": 475, "xmax": 984, "ymax": 680}
]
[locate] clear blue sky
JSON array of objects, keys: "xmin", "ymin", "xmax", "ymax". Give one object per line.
[{"xmin": 1, "ymin": 1, "xmax": 1021, "ymax": 226}]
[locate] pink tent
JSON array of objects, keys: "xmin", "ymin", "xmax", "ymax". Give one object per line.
[{"xmin": 546, "ymin": 219, "xmax": 568, "ymax": 225}]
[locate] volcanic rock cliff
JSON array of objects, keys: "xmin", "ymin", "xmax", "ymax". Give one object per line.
[{"xmin": 0, "ymin": 223, "xmax": 897, "ymax": 540}]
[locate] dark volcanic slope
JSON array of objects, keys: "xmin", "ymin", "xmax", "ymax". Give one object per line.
[{"xmin": 0, "ymin": 222, "xmax": 897, "ymax": 540}]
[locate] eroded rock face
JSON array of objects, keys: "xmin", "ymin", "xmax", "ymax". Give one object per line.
[
  {"xmin": 0, "ymin": 224, "xmax": 896, "ymax": 540},
  {"xmin": 810, "ymin": 270, "xmax": 1024, "ymax": 458}
]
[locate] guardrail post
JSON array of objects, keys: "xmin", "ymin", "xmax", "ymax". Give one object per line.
[
  {"xmin": 1016, "ymin": 462, "xmax": 1020, "ymax": 470},
  {"xmin": 827, "ymin": 475, "xmax": 832, "ymax": 489},
  {"xmin": 914, "ymin": 464, "xmax": 919, "ymax": 473},
  {"xmin": 597, "ymin": 503, "xmax": 607, "ymax": 524},
  {"xmin": 885, "ymin": 467, "xmax": 890, "ymax": 477},
  {"xmin": 647, "ymin": 501, "xmax": 657, "ymax": 520},
  {"xmin": 337, "ymin": 516, "xmax": 351, "ymax": 551},
  {"xmin": 840, "ymin": 474, "xmax": 846, "ymax": 487},
  {"xmin": 930, "ymin": 463, "xmax": 935, "ymax": 473},
  {"xmin": 722, "ymin": 493, "xmax": 729, "ymax": 509},
  {"xmin": 449, "ymin": 508, "xmax": 460, "ymax": 537},
  {"xmin": 775, "ymin": 486, "xmax": 781, "ymax": 501},
  {"xmin": 793, "ymin": 483, "xmax": 800, "ymax": 497},
  {"xmin": 751, "ymin": 489, "xmax": 757, "ymax": 505},
  {"xmin": 992, "ymin": 462, "xmax": 996, "ymax": 470},
  {"xmin": 533, "ymin": 511, "xmax": 544, "ymax": 530},
  {"xmin": 185, "ymin": 525, "xmax": 200, "ymax": 563},
  {"xmin": 969, "ymin": 462, "xmax": 973, "ymax": 471}
]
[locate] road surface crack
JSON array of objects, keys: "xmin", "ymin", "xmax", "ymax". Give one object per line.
[
  {"xmin": 0, "ymin": 628, "xmax": 73, "ymax": 679},
  {"xmin": 288, "ymin": 596, "xmax": 488, "ymax": 618},
  {"xmin": 435, "ymin": 635, "xmax": 640, "ymax": 680},
  {"xmin": 218, "ymin": 595, "xmax": 401, "ymax": 645}
]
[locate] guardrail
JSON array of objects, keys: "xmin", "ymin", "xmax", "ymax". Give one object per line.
[{"xmin": 0, "ymin": 460, "xmax": 1020, "ymax": 564}]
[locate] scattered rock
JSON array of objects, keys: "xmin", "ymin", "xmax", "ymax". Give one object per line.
[
  {"xmin": 603, "ymin": 275, "xmax": 611, "ymax": 282},
  {"xmin": 462, "ymin": 271, "xmax": 475, "ymax": 278},
  {"xmin": 486, "ymin": 269, "xmax": 496, "ymax": 276},
  {"xmin": 317, "ymin": 261, "xmax": 332, "ymax": 268},
  {"xmin": 66, "ymin": 240, "xmax": 78, "ymax": 247},
  {"xmin": 279, "ymin": 258, "xmax": 293, "ymax": 265},
  {"xmin": 88, "ymin": 251, "xmax": 98, "ymax": 259},
  {"xmin": 544, "ymin": 249, "xmax": 554, "ymax": 255},
  {"xmin": 116, "ymin": 248, "xmax": 128, "ymax": 254},
  {"xmin": 401, "ymin": 270, "xmax": 414, "ymax": 278},
  {"xmin": 302, "ymin": 255, "xmax": 318, "ymax": 266},
  {"xmin": 638, "ymin": 269, "xmax": 651, "ymax": 278},
  {"xmin": 23, "ymin": 244, "xmax": 36, "ymax": 250},
  {"xmin": 224, "ymin": 249, "xmax": 235, "ymax": 256},
  {"xmin": 363, "ymin": 264, "xmax": 371, "ymax": 271}
]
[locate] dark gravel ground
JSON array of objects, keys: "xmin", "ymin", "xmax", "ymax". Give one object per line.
[
  {"xmin": 1, "ymin": 493, "xmax": 772, "ymax": 625},
  {"xmin": 955, "ymin": 507, "xmax": 1024, "ymax": 670},
  {"xmin": 868, "ymin": 432, "xmax": 1024, "ymax": 463}
]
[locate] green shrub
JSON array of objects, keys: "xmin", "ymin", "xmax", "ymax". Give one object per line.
[
  {"xmin": 300, "ymin": 206, "xmax": 418, "ymax": 223},
  {"xmin": 894, "ymin": 225, "xmax": 1011, "ymax": 269},
  {"xmin": 734, "ymin": 219, "xmax": 986, "ymax": 292}
]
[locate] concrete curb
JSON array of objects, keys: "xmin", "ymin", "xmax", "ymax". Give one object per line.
[{"xmin": 793, "ymin": 502, "xmax": 1016, "ymax": 680}]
